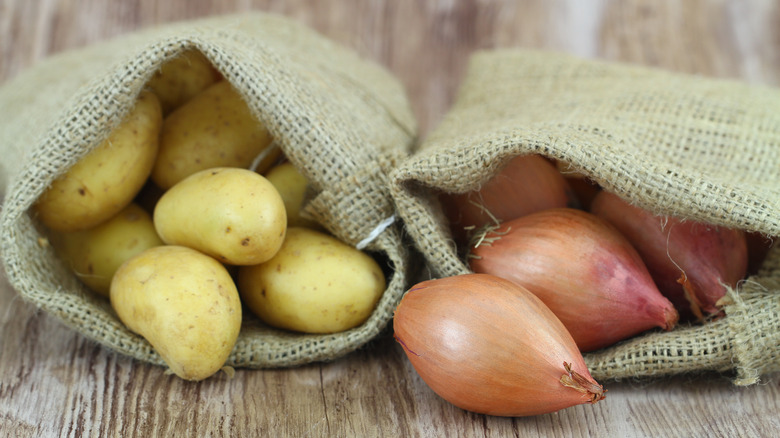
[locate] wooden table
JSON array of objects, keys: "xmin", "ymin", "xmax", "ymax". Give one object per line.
[{"xmin": 2, "ymin": 1, "xmax": 779, "ymax": 436}]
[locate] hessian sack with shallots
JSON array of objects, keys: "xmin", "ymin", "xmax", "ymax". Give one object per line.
[{"xmin": 390, "ymin": 49, "xmax": 780, "ymax": 385}]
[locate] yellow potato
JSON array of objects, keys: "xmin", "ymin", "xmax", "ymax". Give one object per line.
[
  {"xmin": 50, "ymin": 203, "xmax": 163, "ymax": 297},
  {"xmin": 110, "ymin": 245, "xmax": 242, "ymax": 381},
  {"xmin": 146, "ymin": 49, "xmax": 221, "ymax": 115},
  {"xmin": 238, "ymin": 227, "xmax": 385, "ymax": 334},
  {"xmin": 35, "ymin": 91, "xmax": 162, "ymax": 231},
  {"xmin": 151, "ymin": 81, "xmax": 274, "ymax": 189},
  {"xmin": 264, "ymin": 162, "xmax": 320, "ymax": 229},
  {"xmin": 154, "ymin": 167, "xmax": 287, "ymax": 265}
]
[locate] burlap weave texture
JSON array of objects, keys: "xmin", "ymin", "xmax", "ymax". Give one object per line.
[
  {"xmin": 390, "ymin": 49, "xmax": 780, "ymax": 384},
  {"xmin": 0, "ymin": 13, "xmax": 416, "ymax": 368}
]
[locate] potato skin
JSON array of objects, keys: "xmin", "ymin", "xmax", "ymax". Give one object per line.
[
  {"xmin": 145, "ymin": 49, "xmax": 221, "ymax": 115},
  {"xmin": 151, "ymin": 80, "xmax": 274, "ymax": 189},
  {"xmin": 264, "ymin": 162, "xmax": 320, "ymax": 229},
  {"xmin": 50, "ymin": 203, "xmax": 163, "ymax": 297},
  {"xmin": 110, "ymin": 245, "xmax": 242, "ymax": 381},
  {"xmin": 34, "ymin": 91, "xmax": 162, "ymax": 231},
  {"xmin": 154, "ymin": 167, "xmax": 287, "ymax": 266},
  {"xmin": 238, "ymin": 227, "xmax": 385, "ymax": 334}
]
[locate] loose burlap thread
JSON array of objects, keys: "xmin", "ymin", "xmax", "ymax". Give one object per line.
[
  {"xmin": 0, "ymin": 13, "xmax": 417, "ymax": 368},
  {"xmin": 390, "ymin": 49, "xmax": 780, "ymax": 384}
]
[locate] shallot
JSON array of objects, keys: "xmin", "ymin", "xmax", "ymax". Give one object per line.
[
  {"xmin": 393, "ymin": 273, "xmax": 605, "ymax": 417},
  {"xmin": 440, "ymin": 154, "xmax": 577, "ymax": 244},
  {"xmin": 469, "ymin": 208, "xmax": 678, "ymax": 352},
  {"xmin": 590, "ymin": 191, "xmax": 748, "ymax": 320}
]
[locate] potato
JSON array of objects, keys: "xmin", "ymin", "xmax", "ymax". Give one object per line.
[
  {"xmin": 50, "ymin": 203, "xmax": 163, "ymax": 297},
  {"xmin": 151, "ymin": 81, "xmax": 275, "ymax": 189},
  {"xmin": 264, "ymin": 162, "xmax": 320, "ymax": 229},
  {"xmin": 110, "ymin": 245, "xmax": 242, "ymax": 381},
  {"xmin": 34, "ymin": 91, "xmax": 162, "ymax": 231},
  {"xmin": 154, "ymin": 167, "xmax": 286, "ymax": 265},
  {"xmin": 238, "ymin": 227, "xmax": 385, "ymax": 334},
  {"xmin": 145, "ymin": 49, "xmax": 221, "ymax": 115}
]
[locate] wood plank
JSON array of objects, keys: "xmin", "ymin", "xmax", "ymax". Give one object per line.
[
  {"xmin": 3, "ymin": 264, "xmax": 780, "ymax": 436},
  {"xmin": 2, "ymin": 1, "xmax": 780, "ymax": 436}
]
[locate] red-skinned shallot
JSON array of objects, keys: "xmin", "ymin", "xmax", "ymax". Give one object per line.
[
  {"xmin": 590, "ymin": 191, "xmax": 748, "ymax": 320},
  {"xmin": 469, "ymin": 208, "xmax": 678, "ymax": 352}
]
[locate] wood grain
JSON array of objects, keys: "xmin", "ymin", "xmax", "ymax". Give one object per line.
[{"xmin": 2, "ymin": 1, "xmax": 780, "ymax": 436}]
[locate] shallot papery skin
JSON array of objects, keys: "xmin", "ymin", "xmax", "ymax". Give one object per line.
[
  {"xmin": 590, "ymin": 192, "xmax": 748, "ymax": 320},
  {"xmin": 393, "ymin": 273, "xmax": 605, "ymax": 417},
  {"xmin": 440, "ymin": 154, "xmax": 576, "ymax": 244},
  {"xmin": 469, "ymin": 208, "xmax": 678, "ymax": 352}
]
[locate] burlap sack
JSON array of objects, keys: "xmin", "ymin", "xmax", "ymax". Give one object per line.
[
  {"xmin": 390, "ymin": 49, "xmax": 780, "ymax": 384},
  {"xmin": 0, "ymin": 13, "xmax": 417, "ymax": 368}
]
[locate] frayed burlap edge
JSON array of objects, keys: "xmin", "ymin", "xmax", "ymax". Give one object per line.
[{"xmin": 585, "ymin": 244, "xmax": 780, "ymax": 385}]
